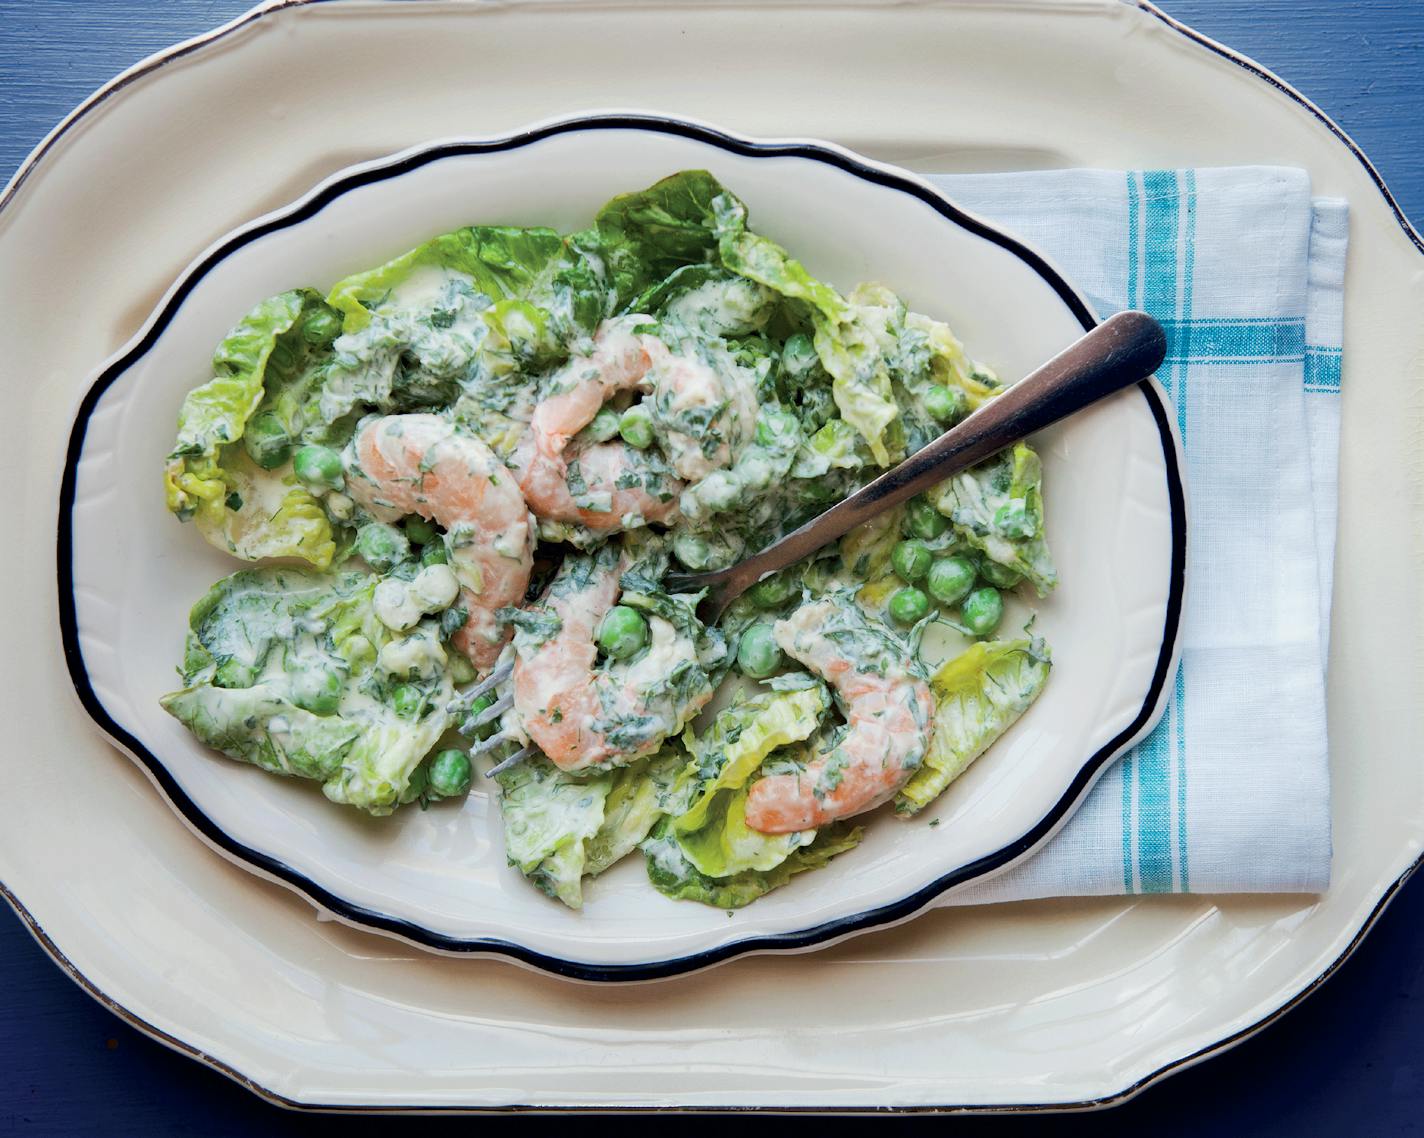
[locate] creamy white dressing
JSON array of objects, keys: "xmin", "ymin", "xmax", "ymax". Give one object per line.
[
  {"xmin": 621, "ymin": 618, "xmax": 696, "ymax": 692},
  {"xmin": 320, "ymin": 267, "xmax": 492, "ymax": 427},
  {"xmin": 387, "ymin": 265, "xmax": 471, "ymax": 310},
  {"xmin": 373, "ymin": 565, "xmax": 460, "ymax": 632},
  {"xmin": 377, "ymin": 626, "xmax": 448, "ymax": 680},
  {"xmin": 661, "ymin": 277, "xmax": 771, "ymax": 338},
  {"xmin": 373, "ymin": 578, "xmax": 425, "ymax": 631},
  {"xmin": 409, "ymin": 563, "xmax": 459, "ymax": 611},
  {"xmin": 325, "ymin": 491, "xmax": 354, "ymax": 521}
]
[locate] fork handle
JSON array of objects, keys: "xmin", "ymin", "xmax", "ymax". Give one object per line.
[{"xmin": 675, "ymin": 310, "xmax": 1167, "ymax": 601}]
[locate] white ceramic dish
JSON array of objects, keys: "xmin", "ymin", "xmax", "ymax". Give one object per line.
[
  {"xmin": 61, "ymin": 115, "xmax": 1183, "ymax": 977},
  {"xmin": 3, "ymin": 0, "xmax": 1421, "ymax": 1111}
]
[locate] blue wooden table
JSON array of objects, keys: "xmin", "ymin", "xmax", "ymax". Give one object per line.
[{"xmin": 2, "ymin": 2, "xmax": 1421, "ymax": 1131}]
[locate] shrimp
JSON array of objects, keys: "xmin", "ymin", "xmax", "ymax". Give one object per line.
[
  {"xmin": 521, "ymin": 437, "xmax": 683, "ymax": 535},
  {"xmin": 344, "ymin": 413, "xmax": 534, "ymax": 673},
  {"xmin": 744, "ymin": 599, "xmax": 935, "ymax": 833},
  {"xmin": 513, "ymin": 318, "xmax": 683, "ymax": 531},
  {"xmin": 510, "ymin": 547, "xmax": 714, "ymax": 771},
  {"xmin": 512, "ymin": 318, "xmax": 756, "ymax": 530}
]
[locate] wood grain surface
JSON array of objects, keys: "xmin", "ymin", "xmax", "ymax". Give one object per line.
[{"xmin": 1, "ymin": 1, "xmax": 1420, "ymax": 1133}]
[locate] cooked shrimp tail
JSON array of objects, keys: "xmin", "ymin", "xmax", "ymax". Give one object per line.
[
  {"xmin": 344, "ymin": 413, "xmax": 535, "ymax": 674},
  {"xmin": 744, "ymin": 598, "xmax": 935, "ymax": 833},
  {"xmin": 508, "ymin": 545, "xmax": 715, "ymax": 771}
]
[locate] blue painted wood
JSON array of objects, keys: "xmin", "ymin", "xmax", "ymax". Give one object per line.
[{"xmin": 2, "ymin": 1, "xmax": 1421, "ymax": 1132}]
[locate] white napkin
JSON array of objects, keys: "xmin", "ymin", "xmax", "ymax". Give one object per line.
[{"xmin": 926, "ymin": 169, "xmax": 1344, "ymax": 899}]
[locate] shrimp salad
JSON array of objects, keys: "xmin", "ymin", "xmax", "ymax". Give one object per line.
[{"xmin": 160, "ymin": 171, "xmax": 1054, "ymax": 910}]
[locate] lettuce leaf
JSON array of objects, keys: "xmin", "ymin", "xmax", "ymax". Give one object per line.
[
  {"xmin": 239, "ymin": 293, "xmax": 345, "ymax": 465},
  {"xmin": 166, "ymin": 290, "xmax": 308, "ymax": 473},
  {"xmin": 326, "ymin": 225, "xmax": 603, "ymax": 341},
  {"xmin": 716, "ymin": 202, "xmax": 900, "ymax": 466},
  {"xmin": 584, "ymin": 754, "xmax": 686, "ymax": 877},
  {"xmin": 190, "ymin": 449, "xmax": 337, "ymax": 569},
  {"xmin": 164, "ymin": 290, "xmax": 340, "ymax": 568},
  {"xmin": 160, "ymin": 686, "xmax": 362, "ymax": 782},
  {"xmin": 576, "ymin": 170, "xmax": 728, "ymax": 309},
  {"xmin": 496, "ymin": 757, "xmax": 613, "ymax": 909},
  {"xmin": 670, "ymin": 683, "xmax": 829, "ymax": 878},
  {"xmin": 643, "ymin": 819, "xmax": 863, "ymax": 909},
  {"xmin": 317, "ymin": 226, "xmax": 607, "ymax": 443},
  {"xmin": 929, "ymin": 441, "xmax": 1057, "ymax": 595},
  {"xmin": 902, "ymin": 310, "xmax": 1001, "ymax": 408},
  {"xmin": 895, "ymin": 637, "xmax": 1052, "ymax": 816},
  {"xmin": 160, "ymin": 567, "xmax": 453, "ymax": 814},
  {"xmin": 496, "ymin": 745, "xmax": 688, "ymax": 909}
]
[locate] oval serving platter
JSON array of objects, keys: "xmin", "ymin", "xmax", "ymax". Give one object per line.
[
  {"xmin": 5, "ymin": 0, "xmax": 1420, "ymax": 1113},
  {"xmin": 58, "ymin": 113, "xmax": 1185, "ymax": 979}
]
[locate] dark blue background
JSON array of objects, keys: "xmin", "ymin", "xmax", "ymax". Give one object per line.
[{"xmin": 3, "ymin": 2, "xmax": 1420, "ymax": 1131}]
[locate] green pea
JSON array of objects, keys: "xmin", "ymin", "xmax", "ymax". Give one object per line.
[
  {"xmin": 747, "ymin": 572, "xmax": 798, "ymax": 610},
  {"xmin": 961, "ymin": 586, "xmax": 1004, "ymax": 637},
  {"xmin": 756, "ymin": 406, "xmax": 800, "ymax": 447},
  {"xmin": 302, "ymin": 306, "xmax": 343, "ymax": 347},
  {"xmin": 891, "ymin": 539, "xmax": 933, "ymax": 583},
  {"xmin": 927, "ymin": 555, "xmax": 976, "ymax": 606},
  {"xmin": 598, "ymin": 605, "xmax": 649, "ymax": 660},
  {"xmin": 428, "ymin": 749, "xmax": 473, "ymax": 799},
  {"xmin": 403, "ymin": 515, "xmax": 437, "ymax": 546},
  {"xmin": 291, "ymin": 666, "xmax": 342, "ymax": 716},
  {"xmin": 293, "ymin": 444, "xmax": 344, "ymax": 492},
  {"xmin": 244, "ymin": 411, "xmax": 292, "ymax": 470},
  {"xmin": 461, "ymin": 690, "xmax": 499, "ymax": 739},
  {"xmin": 391, "ymin": 684, "xmax": 424, "ymax": 719},
  {"xmin": 905, "ymin": 496, "xmax": 949, "ymax": 540},
  {"xmin": 924, "ymin": 384, "xmax": 968, "ymax": 425},
  {"xmin": 355, "ymin": 523, "xmax": 410, "ymax": 573},
  {"xmin": 214, "ymin": 658, "xmax": 257, "ymax": 689},
  {"xmin": 781, "ymin": 332, "xmax": 819, "ymax": 380},
  {"xmin": 448, "ymin": 654, "xmax": 476, "ymax": 685},
  {"xmin": 585, "ymin": 407, "xmax": 621, "ymax": 443},
  {"xmin": 978, "ymin": 557, "xmax": 1024, "ymax": 589},
  {"xmin": 619, "ymin": 404, "xmax": 655, "ymax": 450},
  {"xmin": 696, "ymin": 471, "xmax": 741, "ymax": 513},
  {"xmin": 421, "ymin": 541, "xmax": 449, "ymax": 567},
  {"xmin": 888, "ymin": 586, "xmax": 930, "ymax": 625},
  {"xmin": 673, "ymin": 532, "xmax": 711, "ymax": 570},
  {"xmin": 736, "ymin": 623, "xmax": 783, "ymax": 679}
]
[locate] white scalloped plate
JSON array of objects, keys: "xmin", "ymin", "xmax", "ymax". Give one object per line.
[
  {"xmin": 3, "ymin": 0, "xmax": 1421, "ymax": 1111},
  {"xmin": 60, "ymin": 115, "xmax": 1183, "ymax": 976}
]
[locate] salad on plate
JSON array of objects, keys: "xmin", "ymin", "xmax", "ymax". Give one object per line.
[{"xmin": 160, "ymin": 171, "xmax": 1053, "ymax": 910}]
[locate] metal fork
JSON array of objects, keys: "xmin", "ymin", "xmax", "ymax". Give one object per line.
[{"xmin": 664, "ymin": 310, "xmax": 1167, "ymax": 624}]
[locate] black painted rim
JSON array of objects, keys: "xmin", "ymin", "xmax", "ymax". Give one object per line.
[{"xmin": 55, "ymin": 112, "xmax": 1188, "ymax": 981}]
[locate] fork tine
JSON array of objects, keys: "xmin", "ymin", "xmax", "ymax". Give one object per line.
[
  {"xmin": 486, "ymin": 745, "xmax": 535, "ymax": 778},
  {"xmin": 470, "ymin": 731, "xmax": 514, "ymax": 757},
  {"xmin": 447, "ymin": 659, "xmax": 514, "ymax": 713},
  {"xmin": 469, "ymin": 691, "xmax": 513, "ymax": 729}
]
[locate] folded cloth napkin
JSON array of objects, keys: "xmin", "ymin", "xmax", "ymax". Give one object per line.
[{"xmin": 923, "ymin": 168, "xmax": 1344, "ymax": 901}]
